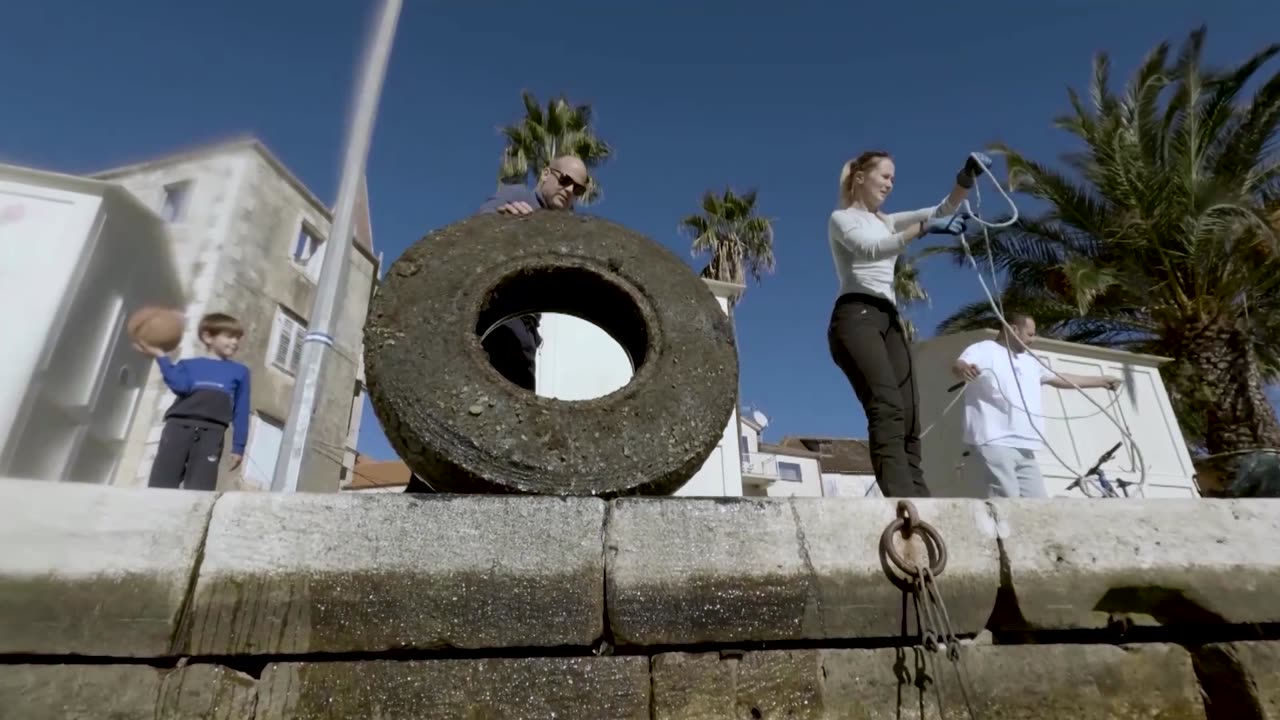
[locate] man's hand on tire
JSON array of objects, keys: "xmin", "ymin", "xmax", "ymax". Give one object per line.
[{"xmin": 496, "ymin": 201, "xmax": 535, "ymax": 216}]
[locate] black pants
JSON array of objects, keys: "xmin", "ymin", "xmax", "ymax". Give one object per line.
[
  {"xmin": 148, "ymin": 421, "xmax": 225, "ymax": 491},
  {"xmin": 827, "ymin": 293, "xmax": 929, "ymax": 497},
  {"xmin": 482, "ymin": 317, "xmax": 539, "ymax": 391}
]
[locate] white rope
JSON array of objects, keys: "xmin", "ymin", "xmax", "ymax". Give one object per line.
[
  {"xmin": 951, "ymin": 153, "xmax": 1149, "ymax": 496},
  {"xmin": 919, "ymin": 388, "xmax": 966, "ymax": 440}
]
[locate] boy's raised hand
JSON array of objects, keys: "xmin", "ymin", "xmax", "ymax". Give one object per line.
[
  {"xmin": 133, "ymin": 340, "xmax": 166, "ymax": 358},
  {"xmin": 229, "ymin": 453, "xmax": 243, "ymax": 471}
]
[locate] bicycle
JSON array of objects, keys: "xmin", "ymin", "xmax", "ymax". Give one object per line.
[{"xmin": 1065, "ymin": 441, "xmax": 1138, "ymax": 498}]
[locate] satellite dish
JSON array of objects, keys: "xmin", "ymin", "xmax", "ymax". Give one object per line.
[{"xmin": 751, "ymin": 410, "xmax": 769, "ymax": 428}]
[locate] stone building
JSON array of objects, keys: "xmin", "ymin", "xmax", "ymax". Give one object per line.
[{"xmin": 98, "ymin": 137, "xmax": 379, "ymax": 493}]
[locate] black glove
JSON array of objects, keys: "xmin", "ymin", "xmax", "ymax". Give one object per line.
[{"xmin": 956, "ymin": 152, "xmax": 993, "ymax": 189}]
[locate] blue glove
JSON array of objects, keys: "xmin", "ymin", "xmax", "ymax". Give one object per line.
[
  {"xmin": 956, "ymin": 152, "xmax": 993, "ymax": 189},
  {"xmin": 924, "ymin": 212, "xmax": 969, "ymax": 236}
]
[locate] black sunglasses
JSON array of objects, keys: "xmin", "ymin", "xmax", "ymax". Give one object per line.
[{"xmin": 550, "ymin": 167, "xmax": 589, "ymax": 196}]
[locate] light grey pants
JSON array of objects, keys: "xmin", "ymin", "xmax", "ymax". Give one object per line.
[{"xmin": 966, "ymin": 444, "xmax": 1047, "ymax": 498}]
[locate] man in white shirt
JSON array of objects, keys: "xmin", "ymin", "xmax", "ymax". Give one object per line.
[{"xmin": 952, "ymin": 313, "xmax": 1122, "ymax": 498}]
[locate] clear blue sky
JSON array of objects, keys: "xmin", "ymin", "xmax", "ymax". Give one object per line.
[{"xmin": 3, "ymin": 1, "xmax": 1276, "ymax": 459}]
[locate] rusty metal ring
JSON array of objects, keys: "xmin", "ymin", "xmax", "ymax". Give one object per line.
[
  {"xmin": 896, "ymin": 500, "xmax": 921, "ymax": 535},
  {"xmin": 879, "ymin": 517, "xmax": 948, "ymax": 579}
]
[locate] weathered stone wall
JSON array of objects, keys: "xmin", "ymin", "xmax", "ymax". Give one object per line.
[{"xmin": 3, "ymin": 478, "xmax": 1279, "ymax": 719}]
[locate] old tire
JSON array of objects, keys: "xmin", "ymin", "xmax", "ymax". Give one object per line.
[{"xmin": 364, "ymin": 211, "xmax": 739, "ymax": 497}]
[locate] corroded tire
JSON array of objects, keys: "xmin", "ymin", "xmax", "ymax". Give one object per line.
[{"xmin": 364, "ymin": 211, "xmax": 739, "ymax": 497}]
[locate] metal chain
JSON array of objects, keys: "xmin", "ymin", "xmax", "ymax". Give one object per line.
[{"xmin": 880, "ymin": 500, "xmax": 980, "ymax": 719}]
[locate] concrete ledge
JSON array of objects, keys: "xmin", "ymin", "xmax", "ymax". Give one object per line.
[
  {"xmin": 606, "ymin": 498, "xmax": 1002, "ymax": 645},
  {"xmin": 180, "ymin": 493, "xmax": 606, "ymax": 654},
  {"xmin": 1194, "ymin": 641, "xmax": 1280, "ymax": 719},
  {"xmin": 0, "ymin": 478, "xmax": 213, "ymax": 656},
  {"xmin": 992, "ymin": 499, "xmax": 1280, "ymax": 630},
  {"xmin": 0, "ymin": 664, "xmax": 256, "ymax": 719},
  {"xmin": 652, "ymin": 644, "xmax": 1203, "ymax": 718},
  {"xmin": 255, "ymin": 658, "xmax": 650, "ymax": 719}
]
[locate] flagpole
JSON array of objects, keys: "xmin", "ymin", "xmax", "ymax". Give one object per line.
[{"xmin": 271, "ymin": 0, "xmax": 402, "ymax": 492}]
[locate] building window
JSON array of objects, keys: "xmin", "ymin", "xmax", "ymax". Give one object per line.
[
  {"xmin": 268, "ymin": 307, "xmax": 307, "ymax": 375},
  {"xmin": 778, "ymin": 461, "xmax": 803, "ymax": 482},
  {"xmin": 161, "ymin": 181, "xmax": 192, "ymax": 222},
  {"xmin": 293, "ymin": 224, "xmax": 325, "ymax": 283}
]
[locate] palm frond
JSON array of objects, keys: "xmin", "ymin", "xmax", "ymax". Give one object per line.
[
  {"xmin": 938, "ymin": 26, "xmax": 1280, "ymax": 454},
  {"xmin": 683, "ymin": 187, "xmax": 776, "ymax": 286}
]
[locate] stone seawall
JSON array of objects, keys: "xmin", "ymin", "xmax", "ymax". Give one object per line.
[{"xmin": 2, "ymin": 478, "xmax": 1279, "ymax": 719}]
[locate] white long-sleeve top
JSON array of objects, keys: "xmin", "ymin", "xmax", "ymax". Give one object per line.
[{"xmin": 828, "ymin": 197, "xmax": 959, "ymax": 305}]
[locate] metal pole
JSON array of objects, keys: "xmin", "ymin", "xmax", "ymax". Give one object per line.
[{"xmin": 271, "ymin": 0, "xmax": 402, "ymax": 492}]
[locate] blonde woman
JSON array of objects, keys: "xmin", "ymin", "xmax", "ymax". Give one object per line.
[{"xmin": 826, "ymin": 150, "xmax": 989, "ymax": 497}]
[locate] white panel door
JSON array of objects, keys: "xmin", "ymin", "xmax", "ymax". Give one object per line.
[{"xmin": 243, "ymin": 414, "xmax": 284, "ymax": 490}]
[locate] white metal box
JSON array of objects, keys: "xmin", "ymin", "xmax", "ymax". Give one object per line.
[{"xmin": 0, "ymin": 165, "xmax": 184, "ymax": 484}]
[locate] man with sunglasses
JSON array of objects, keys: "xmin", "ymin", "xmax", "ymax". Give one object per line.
[
  {"xmin": 479, "ymin": 155, "xmax": 590, "ymax": 216},
  {"xmin": 475, "ymin": 154, "xmax": 590, "ymax": 392}
]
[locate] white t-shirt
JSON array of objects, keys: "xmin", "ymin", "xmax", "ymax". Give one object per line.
[
  {"xmin": 828, "ymin": 198, "xmax": 954, "ymax": 304},
  {"xmin": 959, "ymin": 339, "xmax": 1053, "ymax": 450}
]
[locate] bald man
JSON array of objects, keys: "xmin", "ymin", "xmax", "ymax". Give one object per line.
[
  {"xmin": 476, "ymin": 155, "xmax": 590, "ymax": 391},
  {"xmin": 479, "ymin": 155, "xmax": 590, "ymax": 215}
]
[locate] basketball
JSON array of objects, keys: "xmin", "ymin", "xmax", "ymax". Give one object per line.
[{"xmin": 128, "ymin": 306, "xmax": 186, "ymax": 353}]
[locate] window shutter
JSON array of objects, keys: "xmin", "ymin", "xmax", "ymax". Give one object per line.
[
  {"xmin": 274, "ymin": 320, "xmax": 292, "ymax": 367},
  {"xmin": 289, "ymin": 323, "xmax": 305, "ymax": 373}
]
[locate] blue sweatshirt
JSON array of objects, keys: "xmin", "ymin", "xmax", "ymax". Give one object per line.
[{"xmin": 157, "ymin": 357, "xmax": 252, "ymax": 454}]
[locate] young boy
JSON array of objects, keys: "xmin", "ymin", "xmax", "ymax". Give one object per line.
[{"xmin": 138, "ymin": 312, "xmax": 252, "ymax": 491}]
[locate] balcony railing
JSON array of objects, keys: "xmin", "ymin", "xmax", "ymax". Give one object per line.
[{"xmin": 741, "ymin": 452, "xmax": 780, "ymax": 482}]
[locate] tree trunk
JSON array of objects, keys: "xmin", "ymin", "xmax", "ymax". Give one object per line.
[
  {"xmin": 701, "ymin": 246, "xmax": 744, "ymax": 285},
  {"xmin": 1178, "ymin": 319, "xmax": 1280, "ymax": 457}
]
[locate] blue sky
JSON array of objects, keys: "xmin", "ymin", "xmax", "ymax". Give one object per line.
[{"xmin": 4, "ymin": 0, "xmax": 1277, "ymax": 459}]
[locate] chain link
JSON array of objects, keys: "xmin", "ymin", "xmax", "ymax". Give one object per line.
[{"xmin": 881, "ymin": 501, "xmax": 979, "ymax": 719}]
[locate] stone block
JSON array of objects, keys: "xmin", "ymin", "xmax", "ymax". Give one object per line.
[
  {"xmin": 652, "ymin": 644, "xmax": 1203, "ymax": 718},
  {"xmin": 0, "ymin": 664, "xmax": 256, "ymax": 720},
  {"xmin": 158, "ymin": 664, "xmax": 260, "ymax": 719},
  {"xmin": 1194, "ymin": 641, "xmax": 1280, "ymax": 719},
  {"xmin": 180, "ymin": 493, "xmax": 606, "ymax": 654},
  {"xmin": 652, "ymin": 650, "xmax": 823, "ymax": 719},
  {"xmin": 0, "ymin": 666, "xmax": 160, "ymax": 720},
  {"xmin": 992, "ymin": 499, "xmax": 1280, "ymax": 630},
  {"xmin": 255, "ymin": 658, "xmax": 650, "ymax": 719},
  {"xmin": 606, "ymin": 498, "xmax": 1001, "ymax": 645},
  {"xmin": 0, "ymin": 478, "xmax": 213, "ymax": 656}
]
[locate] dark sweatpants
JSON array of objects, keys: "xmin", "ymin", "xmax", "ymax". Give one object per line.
[
  {"xmin": 827, "ymin": 292, "xmax": 930, "ymax": 498},
  {"xmin": 148, "ymin": 420, "xmax": 225, "ymax": 491},
  {"xmin": 482, "ymin": 316, "xmax": 539, "ymax": 392}
]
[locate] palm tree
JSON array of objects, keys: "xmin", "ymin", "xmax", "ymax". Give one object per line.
[
  {"xmin": 930, "ymin": 26, "xmax": 1280, "ymax": 456},
  {"xmin": 498, "ymin": 91, "xmax": 613, "ymax": 204},
  {"xmin": 893, "ymin": 255, "xmax": 929, "ymax": 342},
  {"xmin": 681, "ymin": 188, "xmax": 776, "ymax": 286}
]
